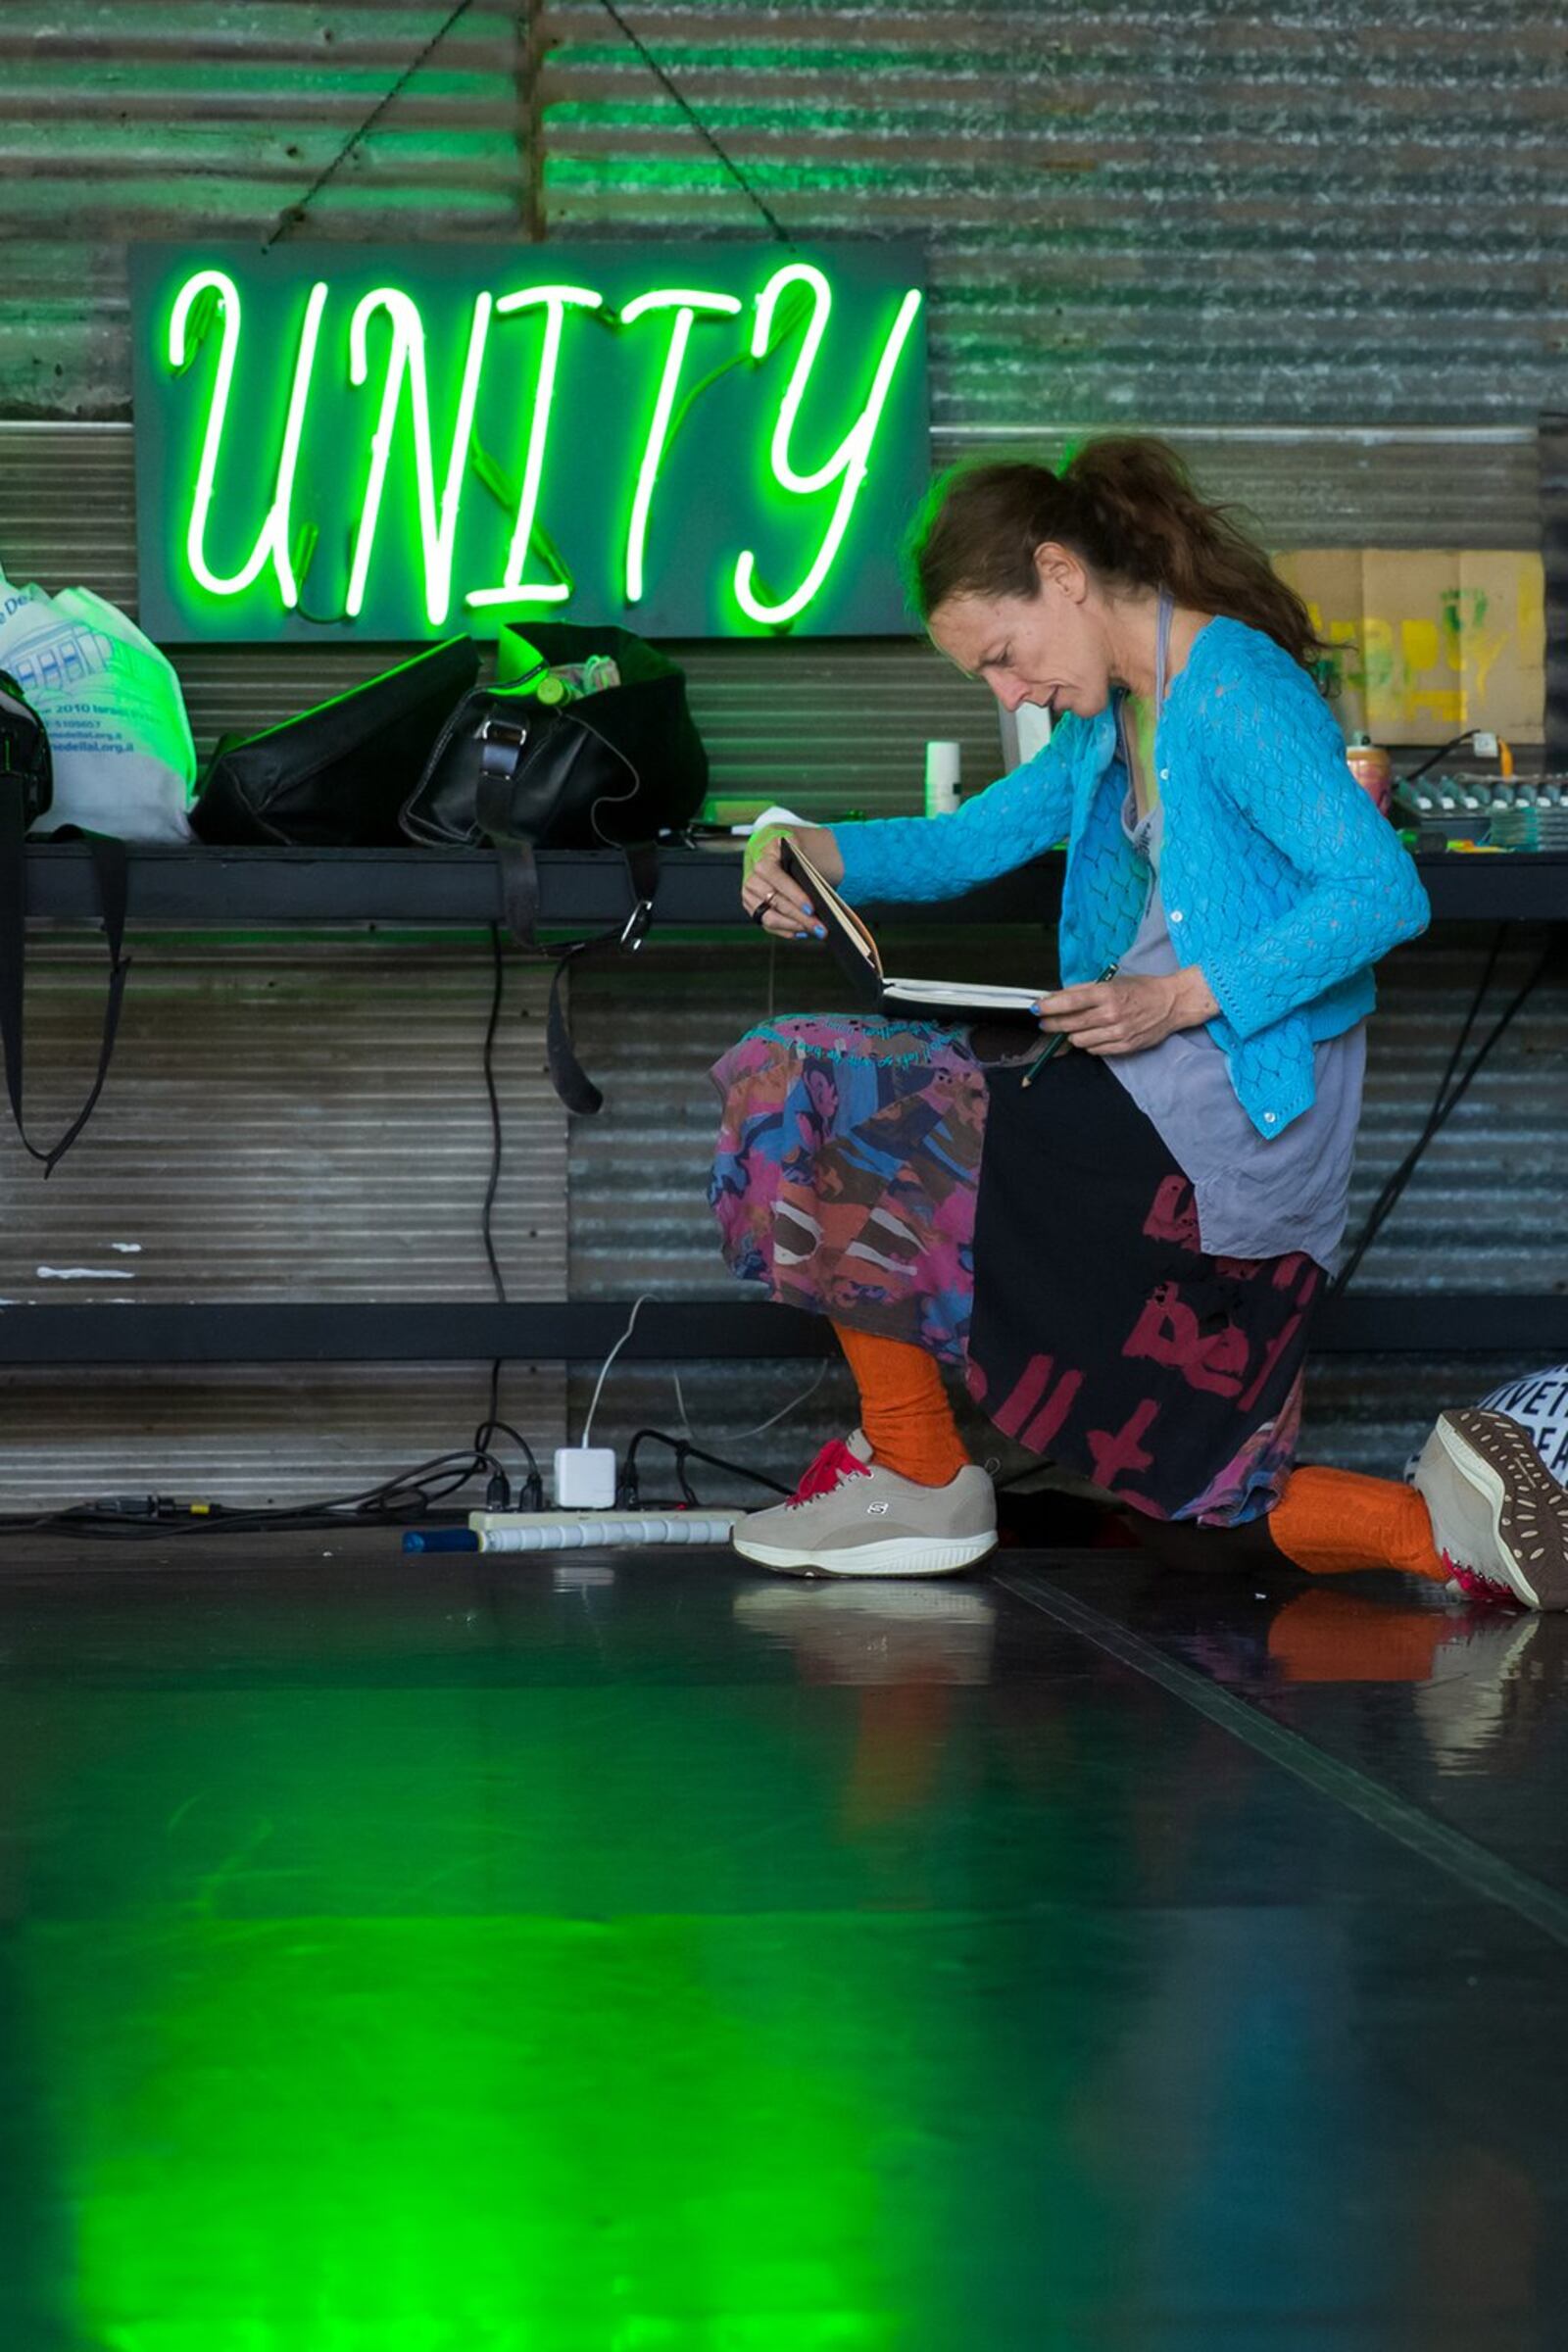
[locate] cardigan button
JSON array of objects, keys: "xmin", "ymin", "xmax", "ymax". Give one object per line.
[
  {"xmin": 1169, "ymin": 907, "xmax": 1185, "ymax": 923},
  {"xmin": 1158, "ymin": 767, "xmax": 1169, "ymax": 782},
  {"xmin": 1263, "ymin": 1111, "xmax": 1278, "ymax": 1125}
]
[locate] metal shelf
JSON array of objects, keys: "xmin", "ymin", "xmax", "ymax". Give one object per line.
[
  {"xmin": 5, "ymin": 844, "xmax": 1562, "ymax": 1370},
  {"xmin": 21, "ymin": 842, "xmax": 1043, "ymax": 927},
  {"xmin": 20, "ymin": 842, "xmax": 1568, "ymax": 926},
  {"xmin": 0, "ymin": 1296, "xmax": 1563, "ymax": 1364}
]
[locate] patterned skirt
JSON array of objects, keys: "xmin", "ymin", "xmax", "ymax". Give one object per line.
[{"xmin": 709, "ymin": 1014, "xmax": 1318, "ymax": 1526}]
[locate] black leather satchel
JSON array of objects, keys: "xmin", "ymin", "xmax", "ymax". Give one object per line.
[
  {"xmin": 402, "ymin": 623, "xmax": 708, "ymax": 1112},
  {"xmin": 0, "ymin": 669, "xmax": 129, "ymax": 1173},
  {"xmin": 191, "ymin": 636, "xmax": 479, "ymax": 847}
]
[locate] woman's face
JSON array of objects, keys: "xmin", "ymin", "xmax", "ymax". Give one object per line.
[{"xmin": 928, "ymin": 544, "xmax": 1113, "ymax": 721}]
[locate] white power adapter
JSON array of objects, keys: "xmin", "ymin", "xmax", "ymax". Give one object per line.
[{"xmin": 554, "ymin": 1446, "xmax": 617, "ymax": 1509}]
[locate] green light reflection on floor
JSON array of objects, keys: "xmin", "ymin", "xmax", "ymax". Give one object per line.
[
  {"xmin": 7, "ymin": 1670, "xmax": 1038, "ymax": 2352},
  {"xmin": 26, "ymin": 1913, "xmax": 911, "ymax": 2352}
]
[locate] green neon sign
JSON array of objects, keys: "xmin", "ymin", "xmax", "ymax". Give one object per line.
[{"xmin": 131, "ymin": 242, "xmax": 930, "ymax": 643}]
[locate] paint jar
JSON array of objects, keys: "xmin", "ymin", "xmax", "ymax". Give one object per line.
[
  {"xmin": 538, "ymin": 656, "xmax": 622, "ymax": 707},
  {"xmin": 1346, "ymin": 732, "xmax": 1393, "ymax": 814},
  {"xmin": 924, "ymin": 739, "xmax": 961, "ymax": 817}
]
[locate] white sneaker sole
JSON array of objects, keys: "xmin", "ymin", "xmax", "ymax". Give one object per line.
[
  {"xmin": 1413, "ymin": 1415, "xmax": 1542, "ymax": 1608},
  {"xmin": 731, "ymin": 1527, "xmax": 999, "ymax": 1579}
]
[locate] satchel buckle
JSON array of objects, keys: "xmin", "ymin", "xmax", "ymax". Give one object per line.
[
  {"xmin": 477, "ymin": 716, "xmax": 527, "ymax": 779},
  {"xmin": 620, "ymin": 897, "xmax": 655, "ymax": 952}
]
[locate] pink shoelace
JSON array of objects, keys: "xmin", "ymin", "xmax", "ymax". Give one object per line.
[
  {"xmin": 785, "ymin": 1438, "xmax": 872, "ymax": 1510},
  {"xmin": 1444, "ymin": 1555, "xmax": 1521, "ymax": 1610}
]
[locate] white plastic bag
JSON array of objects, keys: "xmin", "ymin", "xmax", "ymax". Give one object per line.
[{"xmin": 0, "ymin": 573, "xmax": 194, "ymax": 841}]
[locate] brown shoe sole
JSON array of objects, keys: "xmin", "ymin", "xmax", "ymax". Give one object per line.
[{"xmin": 1442, "ymin": 1408, "xmax": 1568, "ymax": 1610}]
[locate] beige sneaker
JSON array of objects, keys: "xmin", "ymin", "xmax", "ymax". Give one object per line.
[
  {"xmin": 1413, "ymin": 1408, "xmax": 1568, "ymax": 1611},
  {"xmin": 732, "ymin": 1430, "xmax": 998, "ymax": 1579}
]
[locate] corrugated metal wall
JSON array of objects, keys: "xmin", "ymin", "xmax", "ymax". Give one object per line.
[
  {"xmin": 567, "ymin": 925, "xmax": 1568, "ymax": 1493},
  {"xmin": 0, "ymin": 421, "xmax": 1546, "ymax": 829},
  {"xmin": 3, "ymin": 6, "xmax": 1559, "ymax": 526},
  {"xmin": 2, "ymin": 7, "xmax": 1565, "ymax": 1507},
  {"xmin": 0, "ymin": 938, "xmax": 566, "ymax": 1503},
  {"xmin": 5, "ymin": 938, "xmax": 564, "ymax": 1301},
  {"xmin": 0, "ymin": 420, "xmax": 1012, "ymax": 808},
  {"xmin": 544, "ymin": 0, "xmax": 1568, "ymax": 430},
  {"xmin": 0, "ymin": 1, "xmax": 531, "ymax": 416},
  {"xmin": 543, "ymin": 0, "xmax": 1565, "ymax": 537}
]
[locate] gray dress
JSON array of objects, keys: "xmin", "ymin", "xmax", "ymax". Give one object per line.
[{"xmin": 1106, "ymin": 786, "xmax": 1366, "ymax": 1271}]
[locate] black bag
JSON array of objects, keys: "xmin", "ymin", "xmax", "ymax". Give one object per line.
[
  {"xmin": 190, "ymin": 636, "xmax": 479, "ymax": 847},
  {"xmin": 401, "ymin": 623, "xmax": 708, "ymax": 1113},
  {"xmin": 0, "ymin": 670, "xmax": 130, "ymax": 1174}
]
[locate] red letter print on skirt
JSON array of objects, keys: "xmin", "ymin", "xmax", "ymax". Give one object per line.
[{"xmin": 965, "ymin": 1055, "xmax": 1321, "ymax": 1526}]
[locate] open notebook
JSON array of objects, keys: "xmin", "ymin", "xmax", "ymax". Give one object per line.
[{"xmin": 780, "ymin": 839, "xmax": 1043, "ymax": 1025}]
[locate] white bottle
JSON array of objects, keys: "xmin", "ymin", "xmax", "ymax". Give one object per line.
[{"xmin": 924, "ymin": 739, "xmax": 961, "ymax": 817}]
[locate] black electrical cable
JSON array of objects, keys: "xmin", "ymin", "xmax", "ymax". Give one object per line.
[
  {"xmin": 264, "ymin": 0, "xmax": 482, "ymax": 249},
  {"xmin": 473, "ymin": 1413, "xmax": 543, "ymax": 1509},
  {"xmin": 0, "ymin": 915, "xmax": 554, "ymax": 1547},
  {"xmin": 474, "ymin": 1415, "xmax": 540, "ymax": 1482},
  {"xmin": 481, "ymin": 922, "xmax": 508, "ymax": 1308},
  {"xmin": 1332, "ymin": 928, "xmax": 1552, "ymax": 1297},
  {"xmin": 1333, "ymin": 934, "xmax": 1506, "ymax": 1296},
  {"xmin": 618, "ymin": 1427, "xmax": 793, "ymax": 1509},
  {"xmin": 0, "ymin": 1441, "xmax": 515, "ymax": 1544},
  {"xmin": 472, "ymin": 924, "xmax": 547, "ymax": 1503},
  {"xmin": 593, "ymin": 0, "xmax": 794, "ymax": 247},
  {"xmin": 1398, "ymin": 730, "xmax": 1487, "ymax": 786}
]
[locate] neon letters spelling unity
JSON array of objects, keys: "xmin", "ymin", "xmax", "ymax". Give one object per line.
[{"xmin": 133, "ymin": 243, "xmax": 929, "ymax": 643}]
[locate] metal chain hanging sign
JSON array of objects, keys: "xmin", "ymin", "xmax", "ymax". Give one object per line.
[{"xmin": 130, "ymin": 242, "xmax": 929, "ymax": 644}]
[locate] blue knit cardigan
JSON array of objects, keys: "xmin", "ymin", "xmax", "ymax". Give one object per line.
[{"xmin": 835, "ymin": 616, "xmax": 1431, "ymax": 1138}]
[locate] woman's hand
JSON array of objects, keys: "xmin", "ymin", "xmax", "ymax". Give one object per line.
[
  {"xmin": 741, "ymin": 824, "xmax": 837, "ymax": 940},
  {"xmin": 1033, "ymin": 967, "xmax": 1219, "ymax": 1055}
]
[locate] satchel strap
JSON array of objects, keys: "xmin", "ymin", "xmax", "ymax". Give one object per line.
[
  {"xmin": 492, "ymin": 835, "xmax": 659, "ymax": 1115},
  {"xmin": 0, "ymin": 794, "xmax": 131, "ymax": 1175},
  {"xmin": 536, "ymin": 836, "xmax": 660, "ymax": 1113},
  {"xmin": 472, "ymin": 718, "xmax": 659, "ymax": 1113},
  {"xmin": 474, "ymin": 719, "xmax": 543, "ymax": 944}
]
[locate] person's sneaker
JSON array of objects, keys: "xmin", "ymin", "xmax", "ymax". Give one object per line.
[
  {"xmin": 732, "ymin": 1430, "xmax": 998, "ymax": 1579},
  {"xmin": 1413, "ymin": 1408, "xmax": 1568, "ymax": 1610}
]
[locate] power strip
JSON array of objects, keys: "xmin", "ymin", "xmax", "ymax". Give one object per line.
[{"xmin": 467, "ymin": 1508, "xmax": 738, "ymax": 1553}]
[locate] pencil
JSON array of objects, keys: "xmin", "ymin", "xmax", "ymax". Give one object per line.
[{"xmin": 1019, "ymin": 962, "xmax": 1120, "ymax": 1089}]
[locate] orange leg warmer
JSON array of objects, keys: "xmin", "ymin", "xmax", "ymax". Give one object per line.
[
  {"xmin": 832, "ymin": 1323, "xmax": 972, "ymax": 1488},
  {"xmin": 1268, "ymin": 1465, "xmax": 1446, "ymax": 1584}
]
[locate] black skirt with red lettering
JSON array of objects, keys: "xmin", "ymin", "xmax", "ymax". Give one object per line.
[{"xmin": 965, "ymin": 1049, "xmax": 1321, "ymax": 1526}]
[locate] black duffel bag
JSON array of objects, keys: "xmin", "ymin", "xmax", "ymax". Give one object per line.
[
  {"xmin": 401, "ymin": 622, "xmax": 709, "ymax": 1112},
  {"xmin": 191, "ymin": 636, "xmax": 479, "ymax": 847}
]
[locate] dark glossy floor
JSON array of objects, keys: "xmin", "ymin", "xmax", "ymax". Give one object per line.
[{"xmin": 1, "ymin": 1537, "xmax": 1565, "ymax": 2352}]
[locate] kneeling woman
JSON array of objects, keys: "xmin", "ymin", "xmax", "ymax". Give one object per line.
[{"xmin": 710, "ymin": 441, "xmax": 1544, "ymax": 1603}]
